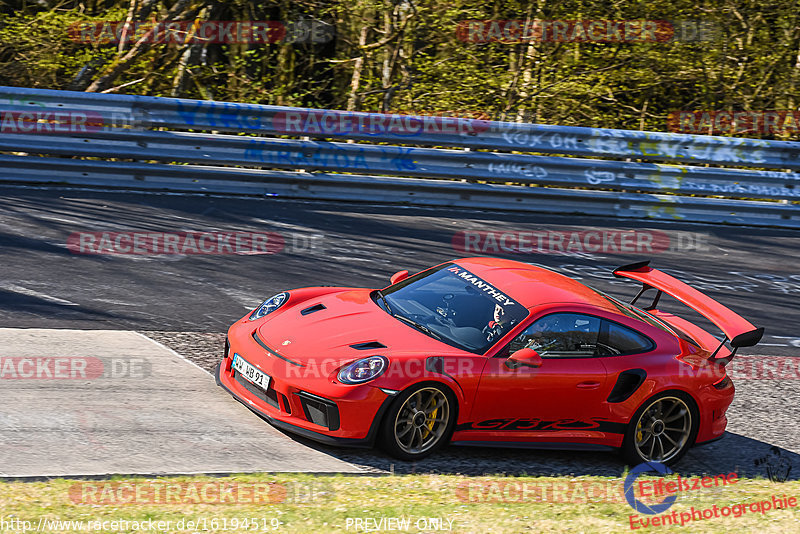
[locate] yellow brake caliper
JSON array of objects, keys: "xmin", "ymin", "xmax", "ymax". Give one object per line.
[
  {"xmin": 636, "ymin": 419, "xmax": 644, "ymax": 443},
  {"xmin": 637, "ymin": 408, "xmax": 654, "ymax": 444},
  {"xmin": 422, "ymin": 397, "xmax": 437, "ymax": 439}
]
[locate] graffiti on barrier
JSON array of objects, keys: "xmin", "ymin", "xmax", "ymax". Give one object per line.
[{"xmin": 243, "ymin": 140, "xmax": 417, "ymax": 172}]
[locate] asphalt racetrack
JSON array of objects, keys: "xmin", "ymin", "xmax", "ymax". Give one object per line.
[{"xmin": 0, "ymin": 185, "xmax": 798, "ymax": 479}]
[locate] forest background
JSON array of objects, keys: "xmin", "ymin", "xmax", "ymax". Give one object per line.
[{"xmin": 0, "ymin": 0, "xmax": 798, "ymax": 137}]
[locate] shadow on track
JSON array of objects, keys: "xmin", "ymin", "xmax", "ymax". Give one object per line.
[{"xmin": 283, "ymin": 430, "xmax": 799, "ymax": 480}]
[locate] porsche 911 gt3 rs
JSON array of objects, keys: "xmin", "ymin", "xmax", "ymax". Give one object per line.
[{"xmin": 215, "ymin": 258, "xmax": 763, "ymax": 465}]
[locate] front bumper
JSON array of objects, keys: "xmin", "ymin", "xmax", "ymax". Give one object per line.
[{"xmin": 215, "ymin": 331, "xmax": 395, "ymax": 448}]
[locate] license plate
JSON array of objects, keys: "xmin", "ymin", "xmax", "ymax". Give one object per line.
[{"xmin": 232, "ymin": 354, "xmax": 271, "ymax": 391}]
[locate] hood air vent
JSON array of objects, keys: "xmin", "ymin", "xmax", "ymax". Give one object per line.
[
  {"xmin": 350, "ymin": 341, "xmax": 387, "ymax": 350},
  {"xmin": 300, "ymin": 303, "xmax": 326, "ymax": 316}
]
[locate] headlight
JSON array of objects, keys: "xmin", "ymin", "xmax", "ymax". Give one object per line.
[
  {"xmin": 338, "ymin": 355, "xmax": 388, "ymax": 384},
  {"xmin": 249, "ymin": 292, "xmax": 289, "ymax": 321}
]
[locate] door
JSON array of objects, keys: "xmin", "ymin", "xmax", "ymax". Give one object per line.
[{"xmin": 460, "ymin": 313, "xmax": 611, "ymax": 442}]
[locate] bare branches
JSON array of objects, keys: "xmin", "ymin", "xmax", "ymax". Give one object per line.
[{"xmin": 85, "ymin": 0, "xmax": 202, "ymax": 93}]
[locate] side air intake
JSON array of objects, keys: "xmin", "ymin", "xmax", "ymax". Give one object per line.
[{"xmin": 607, "ymin": 369, "xmax": 647, "ymax": 403}]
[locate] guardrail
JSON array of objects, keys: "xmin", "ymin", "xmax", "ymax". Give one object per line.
[{"xmin": 1, "ymin": 86, "xmax": 799, "ymax": 227}]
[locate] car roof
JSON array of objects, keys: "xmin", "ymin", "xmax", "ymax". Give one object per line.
[{"xmin": 452, "ymin": 257, "xmax": 619, "ymax": 312}]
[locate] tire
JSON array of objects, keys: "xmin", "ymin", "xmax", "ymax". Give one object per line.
[
  {"xmin": 379, "ymin": 382, "xmax": 457, "ymax": 461},
  {"xmin": 621, "ymin": 390, "xmax": 699, "ymax": 467}
]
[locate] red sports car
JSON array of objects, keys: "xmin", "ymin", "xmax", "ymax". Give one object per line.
[{"xmin": 216, "ymin": 257, "xmax": 763, "ymax": 465}]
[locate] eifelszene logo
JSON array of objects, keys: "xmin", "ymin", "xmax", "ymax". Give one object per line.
[
  {"xmin": 624, "ymin": 462, "xmax": 678, "ymax": 515},
  {"xmin": 625, "ymin": 461, "xmax": 739, "ymax": 517}
]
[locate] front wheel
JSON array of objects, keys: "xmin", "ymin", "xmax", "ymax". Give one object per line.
[
  {"xmin": 621, "ymin": 391, "xmax": 699, "ymax": 466},
  {"xmin": 379, "ymin": 383, "xmax": 456, "ymax": 461}
]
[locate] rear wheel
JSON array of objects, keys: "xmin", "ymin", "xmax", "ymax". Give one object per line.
[
  {"xmin": 622, "ymin": 391, "xmax": 698, "ymax": 466},
  {"xmin": 379, "ymin": 383, "xmax": 456, "ymax": 461}
]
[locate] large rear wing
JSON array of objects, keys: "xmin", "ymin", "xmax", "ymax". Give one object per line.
[{"xmin": 613, "ymin": 261, "xmax": 763, "ymax": 359}]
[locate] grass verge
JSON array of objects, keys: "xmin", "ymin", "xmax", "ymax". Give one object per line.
[{"xmin": 1, "ymin": 473, "xmax": 798, "ymax": 533}]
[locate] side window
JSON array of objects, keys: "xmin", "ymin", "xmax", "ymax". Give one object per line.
[
  {"xmin": 598, "ymin": 321, "xmax": 654, "ymax": 355},
  {"xmin": 507, "ymin": 313, "xmax": 601, "ymax": 358}
]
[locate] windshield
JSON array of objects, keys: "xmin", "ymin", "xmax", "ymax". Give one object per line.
[{"xmin": 377, "ymin": 263, "xmax": 529, "ymax": 353}]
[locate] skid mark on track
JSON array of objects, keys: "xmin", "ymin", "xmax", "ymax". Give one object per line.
[{"xmin": 0, "ymin": 283, "xmax": 79, "ymax": 306}]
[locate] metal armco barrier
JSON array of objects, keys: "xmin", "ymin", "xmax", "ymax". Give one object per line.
[{"xmin": 1, "ymin": 86, "xmax": 798, "ymax": 227}]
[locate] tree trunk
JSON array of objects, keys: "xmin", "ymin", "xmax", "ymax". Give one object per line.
[{"xmin": 347, "ymin": 25, "xmax": 370, "ymax": 111}]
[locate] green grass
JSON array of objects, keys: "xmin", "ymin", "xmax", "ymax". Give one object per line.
[{"xmin": 1, "ymin": 473, "xmax": 798, "ymax": 533}]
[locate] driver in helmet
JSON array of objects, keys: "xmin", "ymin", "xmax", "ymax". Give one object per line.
[{"xmin": 484, "ymin": 303, "xmax": 512, "ymax": 342}]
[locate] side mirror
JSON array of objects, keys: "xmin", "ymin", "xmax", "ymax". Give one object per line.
[
  {"xmin": 390, "ymin": 270, "xmax": 409, "ymax": 285},
  {"xmin": 506, "ymin": 348, "xmax": 543, "ymax": 369}
]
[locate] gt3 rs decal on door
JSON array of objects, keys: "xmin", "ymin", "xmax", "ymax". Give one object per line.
[{"xmin": 455, "ymin": 417, "xmax": 627, "ymax": 434}]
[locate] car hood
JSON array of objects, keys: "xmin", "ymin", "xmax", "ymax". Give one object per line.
[{"xmin": 255, "ymin": 288, "xmax": 466, "ymax": 365}]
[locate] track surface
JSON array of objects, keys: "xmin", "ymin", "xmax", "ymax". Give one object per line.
[
  {"xmin": 1, "ymin": 185, "xmax": 798, "ymax": 478},
  {"xmin": 0, "ymin": 328, "xmax": 362, "ymax": 478},
  {"xmin": 0, "ymin": 186, "xmax": 798, "ymax": 354}
]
